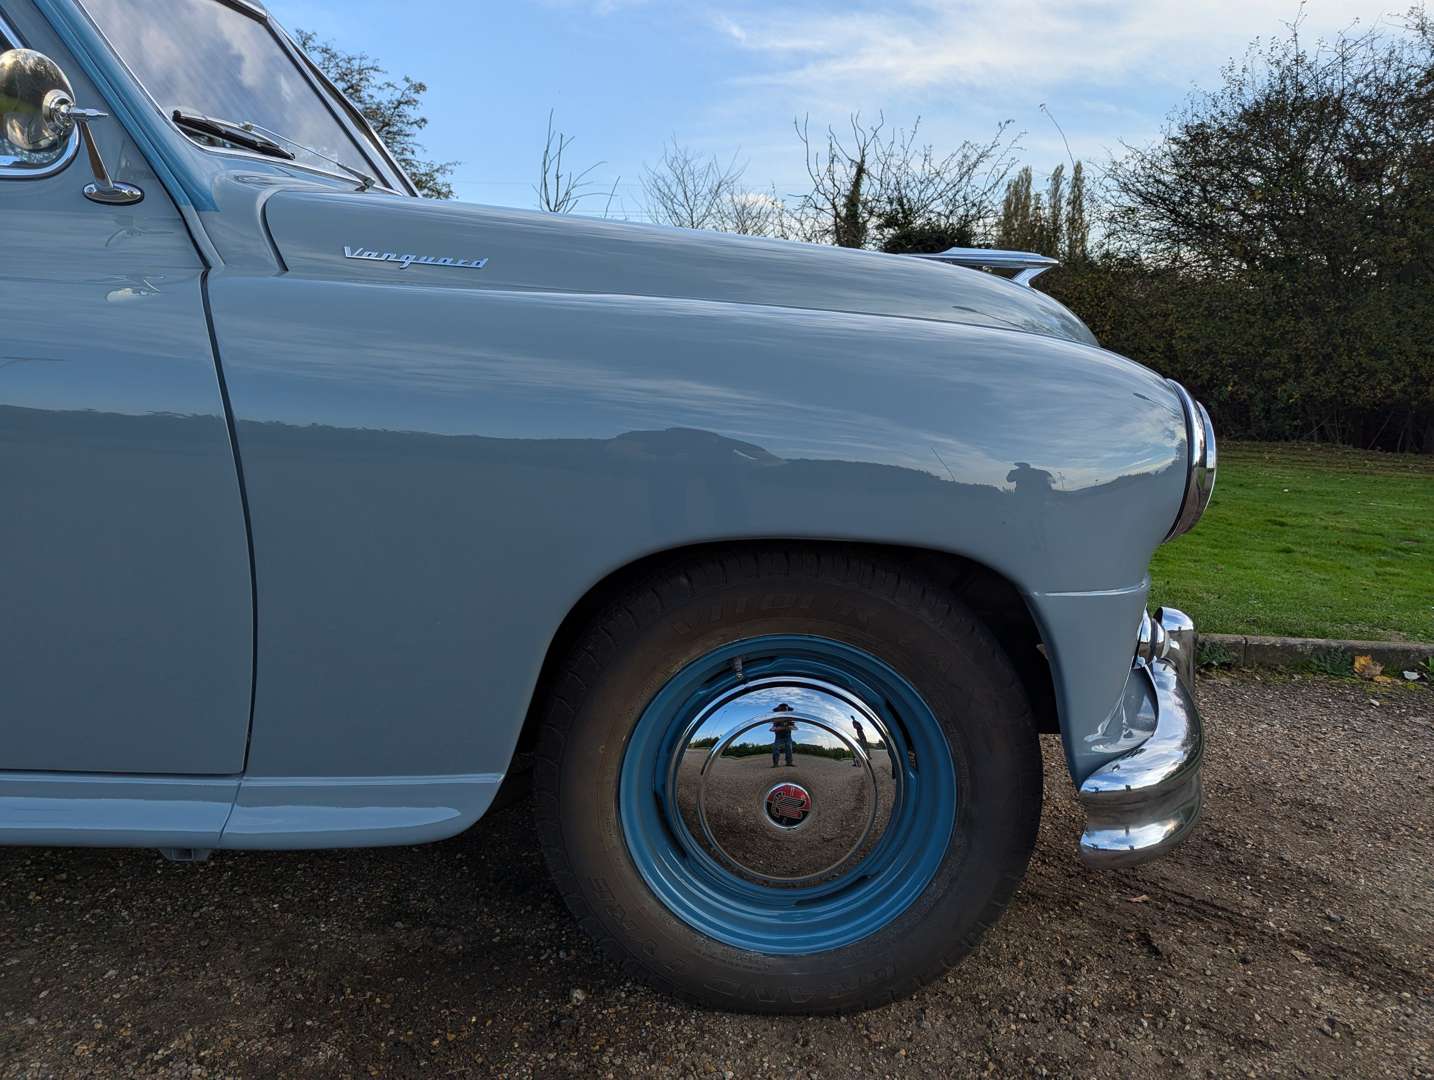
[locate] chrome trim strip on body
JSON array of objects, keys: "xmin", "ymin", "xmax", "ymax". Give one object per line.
[
  {"xmin": 214, "ymin": 0, "xmax": 268, "ymax": 18},
  {"xmin": 0, "ymin": 13, "xmax": 81, "ymax": 179},
  {"xmin": 1078, "ymin": 606, "xmax": 1204, "ymax": 869},
  {"xmin": 0, "ymin": 770, "xmax": 504, "ymax": 850}
]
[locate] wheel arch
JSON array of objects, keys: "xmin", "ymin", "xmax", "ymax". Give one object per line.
[{"xmin": 512, "ymin": 540, "xmax": 1060, "ymax": 765}]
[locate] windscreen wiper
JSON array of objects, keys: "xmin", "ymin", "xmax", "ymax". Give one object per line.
[
  {"xmin": 172, "ymin": 108, "xmax": 378, "ymax": 192},
  {"xmin": 172, "ymin": 109, "xmax": 295, "ymax": 160}
]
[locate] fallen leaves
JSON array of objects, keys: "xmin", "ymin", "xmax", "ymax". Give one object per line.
[{"xmin": 1353, "ymin": 655, "xmax": 1383, "ymax": 680}]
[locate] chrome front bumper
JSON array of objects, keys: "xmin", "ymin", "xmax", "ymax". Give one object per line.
[{"xmin": 1077, "ymin": 607, "xmax": 1204, "ymax": 869}]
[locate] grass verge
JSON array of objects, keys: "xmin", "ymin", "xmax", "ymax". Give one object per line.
[{"xmin": 1148, "ymin": 441, "xmax": 1434, "ymax": 642}]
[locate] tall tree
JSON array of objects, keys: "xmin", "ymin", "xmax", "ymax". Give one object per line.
[
  {"xmin": 1064, "ymin": 161, "xmax": 1090, "ymax": 265},
  {"xmin": 294, "ymin": 31, "xmax": 456, "ymax": 199},
  {"xmin": 996, "ymin": 161, "xmax": 1089, "ymax": 260},
  {"xmin": 996, "ymin": 166, "xmax": 1039, "ymax": 251},
  {"xmin": 1041, "ymin": 164, "xmax": 1065, "ymax": 259}
]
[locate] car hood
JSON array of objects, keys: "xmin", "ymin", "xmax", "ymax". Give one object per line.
[{"xmin": 262, "ymin": 189, "xmax": 1098, "ymax": 346}]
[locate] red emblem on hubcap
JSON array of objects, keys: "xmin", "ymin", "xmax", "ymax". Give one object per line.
[{"xmin": 765, "ymin": 783, "xmax": 812, "ymax": 827}]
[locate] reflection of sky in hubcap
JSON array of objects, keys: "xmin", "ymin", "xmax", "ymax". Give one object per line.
[{"xmin": 672, "ymin": 677, "xmax": 902, "ymax": 888}]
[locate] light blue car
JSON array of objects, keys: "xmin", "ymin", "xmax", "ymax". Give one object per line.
[{"xmin": 0, "ymin": 0, "xmax": 1215, "ymax": 1014}]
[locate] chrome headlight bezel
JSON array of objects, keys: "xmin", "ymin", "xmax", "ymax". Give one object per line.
[{"xmin": 1166, "ymin": 380, "xmax": 1217, "ymax": 540}]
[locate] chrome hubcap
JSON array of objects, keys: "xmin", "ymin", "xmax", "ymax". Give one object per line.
[
  {"xmin": 670, "ymin": 676, "xmax": 902, "ymax": 888},
  {"xmin": 620, "ymin": 635, "xmax": 956, "ymax": 955}
]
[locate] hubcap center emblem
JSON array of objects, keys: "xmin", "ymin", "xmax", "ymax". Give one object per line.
[{"xmin": 764, "ymin": 782, "xmax": 812, "ymax": 829}]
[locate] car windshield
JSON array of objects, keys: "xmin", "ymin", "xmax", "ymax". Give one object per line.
[{"xmin": 79, "ymin": 0, "xmax": 400, "ymax": 189}]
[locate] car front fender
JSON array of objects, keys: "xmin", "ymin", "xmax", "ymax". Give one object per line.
[{"xmin": 205, "ymin": 274, "xmax": 1187, "ymax": 840}]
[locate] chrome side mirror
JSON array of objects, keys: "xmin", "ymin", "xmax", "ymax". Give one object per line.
[
  {"xmin": 0, "ymin": 48, "xmax": 142, "ymax": 204},
  {"xmin": 0, "ymin": 47, "xmax": 74, "ymax": 152}
]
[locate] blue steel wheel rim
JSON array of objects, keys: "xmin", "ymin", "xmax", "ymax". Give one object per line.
[{"xmin": 619, "ymin": 635, "xmax": 957, "ymax": 955}]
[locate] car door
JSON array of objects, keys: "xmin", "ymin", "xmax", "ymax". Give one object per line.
[{"xmin": 0, "ymin": 8, "xmax": 252, "ymax": 775}]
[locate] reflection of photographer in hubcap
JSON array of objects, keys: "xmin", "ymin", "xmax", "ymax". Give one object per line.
[
  {"xmin": 769, "ymin": 703, "xmax": 797, "ymax": 768},
  {"xmin": 850, "ymin": 715, "xmax": 869, "ymax": 767}
]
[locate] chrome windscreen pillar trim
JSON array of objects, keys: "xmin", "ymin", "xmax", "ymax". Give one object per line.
[{"xmin": 1078, "ymin": 608, "xmax": 1204, "ymax": 869}]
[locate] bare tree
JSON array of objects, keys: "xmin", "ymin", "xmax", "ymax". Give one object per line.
[
  {"xmin": 794, "ymin": 114, "xmax": 1021, "ymax": 251},
  {"xmin": 767, "ymin": 198, "xmax": 826, "ymax": 243},
  {"xmin": 721, "ymin": 188, "xmax": 780, "ymax": 236},
  {"xmin": 795, "ymin": 114, "xmax": 886, "ymax": 248},
  {"xmin": 641, "ymin": 139, "xmax": 747, "ymax": 229},
  {"xmin": 872, "ymin": 119, "xmax": 1023, "ymax": 253},
  {"xmin": 738, "ymin": 187, "xmax": 825, "ymax": 242},
  {"xmin": 536, "ymin": 110, "xmax": 611, "ymax": 214}
]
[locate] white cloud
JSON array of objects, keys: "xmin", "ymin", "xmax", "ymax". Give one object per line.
[{"xmin": 711, "ymin": 0, "xmax": 1403, "ymax": 96}]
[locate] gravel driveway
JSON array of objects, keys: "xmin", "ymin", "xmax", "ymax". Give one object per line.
[{"xmin": 2, "ymin": 673, "xmax": 1430, "ymax": 1078}]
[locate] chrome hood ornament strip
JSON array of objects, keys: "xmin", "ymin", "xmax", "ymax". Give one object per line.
[{"xmin": 909, "ymin": 247, "xmax": 1059, "ymax": 286}]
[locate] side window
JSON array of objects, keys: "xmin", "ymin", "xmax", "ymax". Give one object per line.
[{"xmin": 0, "ymin": 16, "xmax": 78, "ymax": 177}]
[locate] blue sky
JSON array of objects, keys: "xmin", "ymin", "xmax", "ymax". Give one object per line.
[{"xmin": 269, "ymin": 0, "xmax": 1400, "ymax": 215}]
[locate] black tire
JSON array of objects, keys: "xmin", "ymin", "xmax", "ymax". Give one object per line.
[{"xmin": 534, "ymin": 545, "xmax": 1042, "ymax": 1014}]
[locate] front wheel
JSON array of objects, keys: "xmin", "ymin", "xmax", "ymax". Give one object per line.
[{"xmin": 534, "ymin": 547, "xmax": 1042, "ymax": 1013}]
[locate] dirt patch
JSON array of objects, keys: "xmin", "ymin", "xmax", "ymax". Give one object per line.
[{"xmin": 2, "ymin": 673, "xmax": 1431, "ymax": 1078}]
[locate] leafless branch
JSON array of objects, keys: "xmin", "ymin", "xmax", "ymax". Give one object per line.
[{"xmin": 536, "ymin": 110, "xmax": 607, "ymax": 214}]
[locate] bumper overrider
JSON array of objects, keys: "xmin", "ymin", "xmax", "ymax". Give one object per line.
[{"xmin": 1077, "ymin": 607, "xmax": 1204, "ymax": 869}]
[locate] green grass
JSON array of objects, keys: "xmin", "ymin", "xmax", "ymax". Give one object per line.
[{"xmin": 1148, "ymin": 441, "xmax": 1434, "ymax": 642}]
